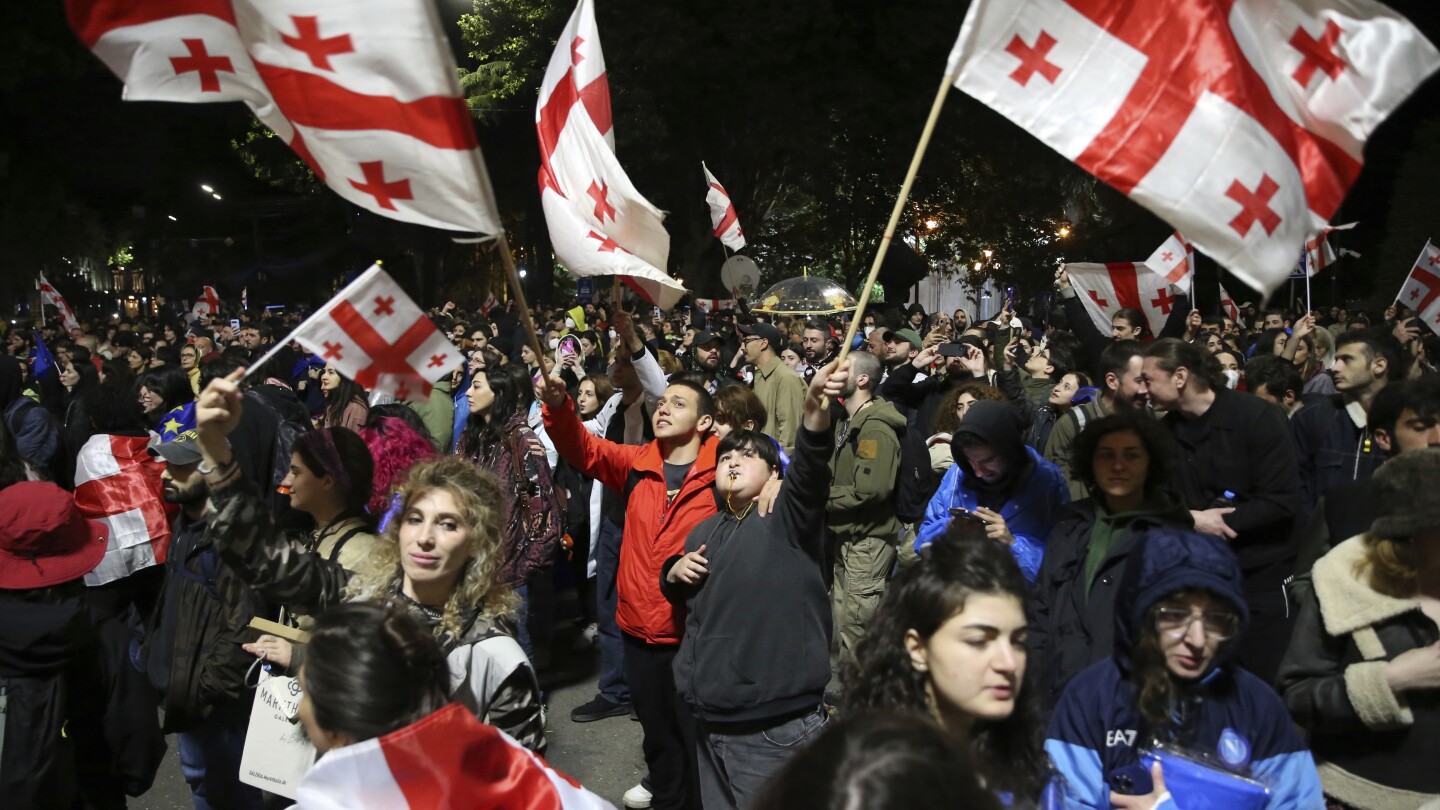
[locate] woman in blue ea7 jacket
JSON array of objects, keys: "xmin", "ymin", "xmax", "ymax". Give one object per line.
[
  {"xmin": 1044, "ymin": 527, "xmax": 1322, "ymax": 809},
  {"xmin": 915, "ymin": 401, "xmax": 1069, "ymax": 582}
]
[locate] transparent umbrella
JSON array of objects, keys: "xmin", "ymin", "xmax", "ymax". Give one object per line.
[{"xmin": 750, "ymin": 272, "xmax": 858, "ymax": 316}]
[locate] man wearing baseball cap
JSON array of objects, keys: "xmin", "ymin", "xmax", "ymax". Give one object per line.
[
  {"xmin": 688, "ymin": 330, "xmax": 731, "ymax": 394},
  {"xmin": 880, "ymin": 327, "xmax": 923, "ymax": 379},
  {"xmin": 0, "ymin": 481, "xmax": 164, "ymax": 807},
  {"xmin": 741, "ymin": 321, "xmax": 805, "ymax": 457}
]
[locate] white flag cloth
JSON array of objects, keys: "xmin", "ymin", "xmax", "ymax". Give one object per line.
[
  {"xmin": 1219, "ymin": 283, "xmax": 1242, "ymax": 323},
  {"xmin": 191, "ymin": 285, "xmax": 222, "ymax": 318},
  {"xmin": 293, "ymin": 703, "xmax": 614, "ymax": 810},
  {"xmin": 1064, "ymin": 262, "xmax": 1184, "ymax": 337},
  {"xmin": 535, "ymin": 0, "xmax": 684, "ymax": 310},
  {"xmin": 73, "ymin": 434, "xmax": 173, "ymax": 586},
  {"xmin": 260, "ymin": 264, "xmax": 460, "ymax": 401},
  {"xmin": 68, "ymin": 0, "xmax": 501, "ymax": 236},
  {"xmin": 38, "ymin": 273, "xmax": 81, "ymax": 334},
  {"xmin": 1144, "ymin": 231, "xmax": 1194, "ymax": 293},
  {"xmin": 1396, "ymin": 240, "xmax": 1440, "ymax": 336},
  {"xmin": 702, "ymin": 162, "xmax": 746, "ymax": 251},
  {"xmin": 1304, "ymin": 221, "xmax": 1358, "ymax": 276},
  {"xmin": 947, "ymin": 0, "xmax": 1439, "ymax": 298}
]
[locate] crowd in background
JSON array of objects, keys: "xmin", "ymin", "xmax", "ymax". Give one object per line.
[{"xmin": 1, "ymin": 276, "xmax": 1439, "ymax": 810}]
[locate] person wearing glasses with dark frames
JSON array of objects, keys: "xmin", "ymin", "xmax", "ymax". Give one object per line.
[{"xmin": 1045, "ymin": 527, "xmax": 1322, "ymax": 809}]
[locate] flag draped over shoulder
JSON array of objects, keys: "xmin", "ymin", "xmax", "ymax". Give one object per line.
[
  {"xmin": 1396, "ymin": 240, "xmax": 1440, "ymax": 336},
  {"xmin": 266, "ymin": 264, "xmax": 461, "ymax": 402},
  {"xmin": 702, "ymin": 162, "xmax": 746, "ymax": 251},
  {"xmin": 947, "ymin": 0, "xmax": 1439, "ymax": 297},
  {"xmin": 67, "ymin": 0, "xmax": 501, "ymax": 236},
  {"xmin": 74, "ymin": 434, "xmax": 175, "ymax": 586},
  {"xmin": 535, "ymin": 0, "xmax": 685, "ymax": 310},
  {"xmin": 1064, "ymin": 262, "xmax": 1183, "ymax": 337}
]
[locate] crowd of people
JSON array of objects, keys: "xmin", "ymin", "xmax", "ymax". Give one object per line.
[{"xmin": 1, "ymin": 278, "xmax": 1438, "ymax": 810}]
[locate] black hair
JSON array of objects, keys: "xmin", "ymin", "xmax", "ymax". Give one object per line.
[
  {"xmin": 844, "ymin": 522, "xmax": 1045, "ymax": 799},
  {"xmin": 1252, "ymin": 328, "xmax": 1288, "ymax": 357},
  {"xmin": 366, "ymin": 403, "xmax": 434, "ymax": 445},
  {"xmin": 1143, "ymin": 338, "xmax": 1226, "ymax": 391},
  {"xmin": 127, "ymin": 345, "xmax": 153, "ymax": 365},
  {"xmin": 750, "ymin": 712, "xmax": 1001, "ymax": 810},
  {"xmin": 1334, "ymin": 329, "xmax": 1406, "ymax": 384},
  {"xmin": 136, "ymin": 365, "xmax": 196, "ymax": 410},
  {"xmin": 84, "ymin": 380, "xmax": 148, "ymax": 435},
  {"xmin": 302, "ymin": 602, "xmax": 451, "ymax": 744},
  {"xmin": 664, "ymin": 378, "xmax": 715, "ymax": 419},
  {"xmin": 1097, "ymin": 339, "xmax": 1143, "ymax": 390},
  {"xmin": 0, "ymin": 417, "xmax": 28, "ymax": 490},
  {"xmin": 1070, "ymin": 410, "xmax": 1183, "ymax": 505},
  {"xmin": 716, "ymin": 429, "xmax": 783, "ymax": 476},
  {"xmin": 154, "ymin": 344, "xmax": 181, "ymax": 366},
  {"xmin": 1370, "ymin": 376, "xmax": 1440, "ymax": 441},
  {"xmin": 293, "ymin": 426, "xmax": 376, "ymax": 519},
  {"xmin": 200, "ymin": 353, "xmax": 246, "ymax": 390},
  {"xmin": 457, "ymin": 364, "xmax": 528, "ymax": 457},
  {"xmin": 1243, "ymin": 355, "xmax": 1303, "ymax": 404},
  {"xmin": 1113, "ymin": 307, "xmax": 1149, "ymax": 337},
  {"xmin": 322, "ymin": 368, "xmax": 368, "ymax": 430}
]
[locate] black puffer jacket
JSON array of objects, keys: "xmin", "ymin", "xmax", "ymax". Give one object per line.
[{"xmin": 1277, "ymin": 536, "xmax": 1440, "ymax": 808}]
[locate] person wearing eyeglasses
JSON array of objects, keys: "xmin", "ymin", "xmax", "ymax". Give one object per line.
[{"xmin": 1046, "ymin": 527, "xmax": 1322, "ymax": 809}]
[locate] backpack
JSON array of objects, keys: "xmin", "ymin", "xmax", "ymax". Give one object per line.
[
  {"xmin": 894, "ymin": 418, "xmax": 937, "ymax": 525},
  {"xmin": 245, "ymin": 388, "xmax": 311, "ymax": 514}
]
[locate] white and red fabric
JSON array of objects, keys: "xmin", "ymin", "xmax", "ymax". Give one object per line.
[
  {"xmin": 74, "ymin": 434, "xmax": 175, "ymax": 586},
  {"xmin": 1395, "ymin": 240, "xmax": 1440, "ymax": 336},
  {"xmin": 535, "ymin": 0, "xmax": 684, "ymax": 310},
  {"xmin": 693, "ymin": 298, "xmax": 739, "ymax": 313},
  {"xmin": 702, "ymin": 162, "xmax": 746, "ymax": 251},
  {"xmin": 1064, "ymin": 262, "xmax": 1183, "ymax": 336},
  {"xmin": 38, "ymin": 273, "xmax": 81, "ymax": 334},
  {"xmin": 266, "ymin": 264, "xmax": 460, "ymax": 402},
  {"xmin": 191, "ymin": 285, "xmax": 222, "ymax": 318},
  {"xmin": 1144, "ymin": 231, "xmax": 1194, "ymax": 293},
  {"xmin": 241, "ymin": 286, "xmax": 249, "ymax": 310},
  {"xmin": 1219, "ymin": 283, "xmax": 1242, "ymax": 323},
  {"xmin": 293, "ymin": 702, "xmax": 614, "ymax": 810},
  {"xmin": 1303, "ymin": 221, "xmax": 1357, "ymax": 276},
  {"xmin": 67, "ymin": 0, "xmax": 501, "ymax": 236},
  {"xmin": 947, "ymin": 0, "xmax": 1439, "ymax": 298}
]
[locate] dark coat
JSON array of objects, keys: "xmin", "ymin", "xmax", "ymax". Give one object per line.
[{"xmin": 1290, "ymin": 394, "xmax": 1386, "ymax": 509}]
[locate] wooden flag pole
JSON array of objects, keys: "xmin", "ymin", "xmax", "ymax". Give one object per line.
[
  {"xmin": 822, "ymin": 69, "xmax": 957, "ymax": 406},
  {"xmin": 495, "ymin": 234, "xmax": 548, "ymax": 375}
]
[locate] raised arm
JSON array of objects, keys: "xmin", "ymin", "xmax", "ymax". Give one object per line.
[{"xmin": 536, "ymin": 373, "xmax": 644, "ymax": 494}]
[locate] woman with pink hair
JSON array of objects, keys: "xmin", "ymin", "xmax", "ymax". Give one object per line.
[{"xmin": 359, "ymin": 414, "xmax": 439, "ymax": 529}]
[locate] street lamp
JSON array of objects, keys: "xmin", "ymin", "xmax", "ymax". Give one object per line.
[
  {"xmin": 211, "ymin": 193, "xmax": 222, "ymax": 201},
  {"xmin": 201, "ymin": 184, "xmax": 214, "ymax": 193},
  {"xmin": 983, "ymin": 249, "xmax": 993, "ymax": 259},
  {"xmin": 167, "ymin": 215, "xmax": 177, "ymax": 221},
  {"xmin": 925, "ymin": 219, "xmax": 939, "ymax": 231}
]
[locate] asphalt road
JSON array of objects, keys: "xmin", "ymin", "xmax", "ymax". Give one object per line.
[{"xmin": 134, "ymin": 623, "xmax": 647, "ymax": 809}]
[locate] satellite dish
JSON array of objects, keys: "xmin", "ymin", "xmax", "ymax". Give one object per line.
[{"xmin": 720, "ymin": 255, "xmax": 761, "ymax": 299}]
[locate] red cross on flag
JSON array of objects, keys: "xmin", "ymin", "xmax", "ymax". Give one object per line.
[
  {"xmin": 1144, "ymin": 231, "xmax": 1194, "ymax": 293},
  {"xmin": 1065, "ymin": 262, "xmax": 1182, "ymax": 336},
  {"xmin": 947, "ymin": 0, "xmax": 1439, "ymax": 298},
  {"xmin": 259, "ymin": 264, "xmax": 460, "ymax": 402},
  {"xmin": 536, "ymin": 0, "xmax": 685, "ymax": 310},
  {"xmin": 1303, "ymin": 221, "xmax": 1358, "ymax": 277},
  {"xmin": 191, "ymin": 285, "xmax": 222, "ymax": 318},
  {"xmin": 702, "ymin": 162, "xmax": 746, "ymax": 252},
  {"xmin": 1219, "ymin": 283, "xmax": 1242, "ymax": 323},
  {"xmin": 1396, "ymin": 240, "xmax": 1440, "ymax": 336},
  {"xmin": 38, "ymin": 273, "xmax": 81, "ymax": 334},
  {"xmin": 67, "ymin": 0, "xmax": 502, "ymax": 236},
  {"xmin": 74, "ymin": 434, "xmax": 175, "ymax": 586}
]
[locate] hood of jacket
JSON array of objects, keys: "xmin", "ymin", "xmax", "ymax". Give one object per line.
[
  {"xmin": 848, "ymin": 396, "xmax": 907, "ymax": 435},
  {"xmin": 0, "ymin": 588, "xmax": 99, "ymax": 677},
  {"xmin": 952, "ymin": 399, "xmax": 1031, "ymax": 499},
  {"xmin": 1112, "ymin": 527, "xmax": 1249, "ymax": 670}
]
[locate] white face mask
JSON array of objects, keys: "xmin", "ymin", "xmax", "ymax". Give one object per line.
[
  {"xmin": 608, "ymin": 330, "xmax": 618, "ymax": 341},
  {"xmin": 548, "ymin": 338, "xmax": 560, "ymax": 350},
  {"xmin": 565, "ymin": 318, "xmax": 576, "ymax": 329},
  {"xmin": 1222, "ymin": 369, "xmax": 1241, "ymax": 389},
  {"xmin": 863, "ymin": 326, "xmax": 875, "ymax": 337}
]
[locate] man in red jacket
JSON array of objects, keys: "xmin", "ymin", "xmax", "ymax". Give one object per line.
[{"xmin": 538, "ymin": 373, "xmax": 718, "ymax": 810}]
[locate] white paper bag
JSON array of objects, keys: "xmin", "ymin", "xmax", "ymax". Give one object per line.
[{"xmin": 238, "ymin": 666, "xmax": 317, "ymax": 799}]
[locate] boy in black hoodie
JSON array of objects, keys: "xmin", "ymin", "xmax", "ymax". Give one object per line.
[{"xmin": 660, "ymin": 358, "xmax": 849, "ymax": 810}]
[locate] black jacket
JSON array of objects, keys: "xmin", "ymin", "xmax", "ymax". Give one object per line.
[
  {"xmin": 1159, "ymin": 387, "xmax": 1301, "ymax": 572},
  {"xmin": 662, "ymin": 423, "xmax": 833, "ymax": 723},
  {"xmin": 1027, "ymin": 501, "xmax": 1191, "ymax": 715},
  {"xmin": 1277, "ymin": 536, "xmax": 1440, "ymax": 807},
  {"xmin": 879, "ymin": 363, "xmax": 974, "ymax": 523},
  {"xmin": 0, "ymin": 586, "xmax": 165, "ymax": 809},
  {"xmin": 1289, "ymin": 394, "xmax": 1386, "ymax": 509}
]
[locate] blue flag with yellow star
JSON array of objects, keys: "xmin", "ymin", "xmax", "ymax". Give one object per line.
[{"xmin": 156, "ymin": 402, "xmax": 197, "ymax": 442}]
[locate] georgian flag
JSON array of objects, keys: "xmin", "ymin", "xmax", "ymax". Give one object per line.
[
  {"xmin": 1395, "ymin": 240, "xmax": 1440, "ymax": 337},
  {"xmin": 702, "ymin": 162, "xmax": 746, "ymax": 251},
  {"xmin": 1303, "ymin": 221, "xmax": 1358, "ymax": 276},
  {"xmin": 294, "ymin": 703, "xmax": 614, "ymax": 810},
  {"xmin": 947, "ymin": 0, "xmax": 1439, "ymax": 298},
  {"xmin": 191, "ymin": 285, "xmax": 222, "ymax": 318},
  {"xmin": 74, "ymin": 434, "xmax": 176, "ymax": 586},
  {"xmin": 67, "ymin": 0, "xmax": 502, "ymax": 236},
  {"xmin": 38, "ymin": 273, "xmax": 81, "ymax": 334},
  {"xmin": 1219, "ymin": 282, "xmax": 1242, "ymax": 323},
  {"xmin": 536, "ymin": 0, "xmax": 685, "ymax": 310},
  {"xmin": 249, "ymin": 264, "xmax": 460, "ymax": 402},
  {"xmin": 1144, "ymin": 231, "xmax": 1194, "ymax": 293},
  {"xmin": 1064, "ymin": 262, "xmax": 1183, "ymax": 336}
]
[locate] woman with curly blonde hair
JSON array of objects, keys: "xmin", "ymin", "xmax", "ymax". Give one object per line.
[{"xmin": 192, "ymin": 370, "xmax": 544, "ymax": 751}]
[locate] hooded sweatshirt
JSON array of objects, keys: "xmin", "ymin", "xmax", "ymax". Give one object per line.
[
  {"xmin": 1044, "ymin": 528, "xmax": 1322, "ymax": 809},
  {"xmin": 826, "ymin": 396, "xmax": 907, "ymax": 538}
]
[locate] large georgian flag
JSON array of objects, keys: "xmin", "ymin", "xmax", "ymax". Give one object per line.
[
  {"xmin": 256, "ymin": 264, "xmax": 461, "ymax": 402},
  {"xmin": 536, "ymin": 0, "xmax": 685, "ymax": 310},
  {"xmin": 948, "ymin": 0, "xmax": 1439, "ymax": 297},
  {"xmin": 702, "ymin": 162, "xmax": 746, "ymax": 251},
  {"xmin": 293, "ymin": 703, "xmax": 615, "ymax": 810},
  {"xmin": 67, "ymin": 0, "xmax": 501, "ymax": 236},
  {"xmin": 1065, "ymin": 262, "xmax": 1183, "ymax": 336},
  {"xmin": 1395, "ymin": 240, "xmax": 1440, "ymax": 336},
  {"xmin": 74, "ymin": 434, "xmax": 175, "ymax": 586},
  {"xmin": 38, "ymin": 273, "xmax": 81, "ymax": 334}
]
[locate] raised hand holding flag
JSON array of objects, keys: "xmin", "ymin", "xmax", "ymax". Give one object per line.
[{"xmin": 1396, "ymin": 240, "xmax": 1440, "ymax": 336}]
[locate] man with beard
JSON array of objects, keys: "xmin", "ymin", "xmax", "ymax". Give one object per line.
[
  {"xmin": 144, "ymin": 436, "xmax": 269, "ymax": 809},
  {"xmin": 799, "ymin": 320, "xmax": 835, "ymax": 385},
  {"xmin": 1043, "ymin": 340, "xmax": 1148, "ymax": 499},
  {"xmin": 688, "ymin": 330, "xmax": 731, "ymax": 394},
  {"xmin": 880, "ymin": 327, "xmax": 922, "ymax": 381}
]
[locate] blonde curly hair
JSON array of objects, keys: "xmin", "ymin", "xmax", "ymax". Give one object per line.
[{"xmin": 347, "ymin": 457, "xmax": 517, "ymax": 638}]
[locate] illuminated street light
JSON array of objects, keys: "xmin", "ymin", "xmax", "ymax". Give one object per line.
[
  {"xmin": 973, "ymin": 261, "xmax": 983, "ymax": 271},
  {"xmin": 167, "ymin": 215, "xmax": 177, "ymax": 221},
  {"xmin": 518, "ymin": 269, "xmax": 528, "ymax": 279},
  {"xmin": 924, "ymin": 219, "xmax": 939, "ymax": 230},
  {"xmin": 982, "ymin": 249, "xmax": 993, "ymax": 258},
  {"xmin": 201, "ymin": 184, "xmax": 214, "ymax": 193},
  {"xmin": 212, "ymin": 193, "xmax": 222, "ymax": 200}
]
